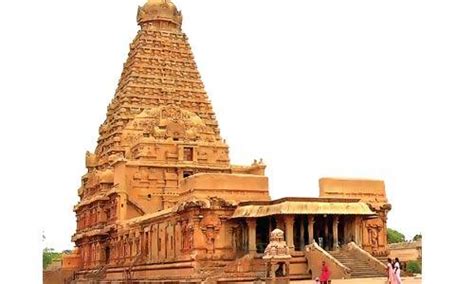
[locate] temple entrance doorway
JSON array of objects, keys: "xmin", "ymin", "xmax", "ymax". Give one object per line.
[
  {"xmin": 311, "ymin": 215, "xmax": 354, "ymax": 251},
  {"xmin": 313, "ymin": 215, "xmax": 333, "ymax": 250},
  {"xmin": 256, "ymin": 218, "xmax": 270, "ymax": 253}
]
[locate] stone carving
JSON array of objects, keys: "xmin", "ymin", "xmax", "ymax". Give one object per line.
[
  {"xmin": 181, "ymin": 220, "xmax": 194, "ymax": 252},
  {"xmin": 108, "ymin": 152, "xmax": 125, "ymax": 164},
  {"xmin": 263, "ymin": 229, "xmax": 290, "ymax": 259},
  {"xmin": 366, "ymin": 222, "xmax": 383, "ymax": 255},
  {"xmin": 122, "ymin": 105, "xmax": 217, "ymax": 144},
  {"xmin": 369, "ymin": 228, "xmax": 379, "ymax": 249},
  {"xmin": 200, "ymin": 214, "xmax": 222, "ymax": 255},
  {"xmin": 263, "ymin": 229, "xmax": 291, "ymax": 283},
  {"xmin": 86, "ymin": 151, "xmax": 97, "ymax": 168},
  {"xmin": 231, "ymin": 224, "xmax": 243, "ymax": 252}
]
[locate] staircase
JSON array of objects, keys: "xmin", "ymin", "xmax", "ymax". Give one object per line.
[{"xmin": 330, "ymin": 250, "xmax": 386, "ymax": 278}]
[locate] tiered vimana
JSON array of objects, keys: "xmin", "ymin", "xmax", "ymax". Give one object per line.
[
  {"xmin": 66, "ymin": 1, "xmax": 392, "ymax": 283},
  {"xmin": 71, "ymin": 1, "xmax": 268, "ymax": 282}
]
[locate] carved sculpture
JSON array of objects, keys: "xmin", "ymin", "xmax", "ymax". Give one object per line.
[
  {"xmin": 369, "ymin": 228, "xmax": 379, "ymax": 250},
  {"xmin": 200, "ymin": 214, "xmax": 222, "ymax": 255},
  {"xmin": 263, "ymin": 229, "xmax": 291, "ymax": 283},
  {"xmin": 263, "ymin": 229, "xmax": 290, "ymax": 258},
  {"xmin": 366, "ymin": 222, "xmax": 384, "ymax": 255},
  {"xmin": 184, "ymin": 222, "xmax": 194, "ymax": 252}
]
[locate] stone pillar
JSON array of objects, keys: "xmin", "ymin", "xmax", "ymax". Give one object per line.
[
  {"xmin": 333, "ymin": 215, "xmax": 339, "ymax": 250},
  {"xmin": 324, "ymin": 217, "xmax": 329, "ymax": 250},
  {"xmin": 149, "ymin": 226, "xmax": 156, "ymax": 262},
  {"xmin": 354, "ymin": 216, "xmax": 361, "ymax": 245},
  {"xmin": 268, "ymin": 217, "xmax": 273, "ymax": 238},
  {"xmin": 98, "ymin": 243, "xmax": 103, "ymax": 265},
  {"xmin": 246, "ymin": 218, "xmax": 257, "ymax": 255},
  {"xmin": 131, "ymin": 239, "xmax": 136, "ymax": 258},
  {"xmin": 243, "ymin": 222, "xmax": 248, "ymax": 252},
  {"xmin": 100, "ymin": 243, "xmax": 107, "ymax": 265},
  {"xmin": 90, "ymin": 243, "xmax": 95, "ymax": 267},
  {"xmin": 135, "ymin": 232, "xmax": 141, "ymax": 257},
  {"xmin": 299, "ymin": 217, "xmax": 305, "ymax": 251},
  {"xmin": 118, "ymin": 237, "xmax": 122, "ymax": 260},
  {"xmin": 110, "ymin": 239, "xmax": 116, "ymax": 264},
  {"xmin": 170, "ymin": 222, "xmax": 176, "ymax": 259},
  {"xmin": 276, "ymin": 216, "xmax": 285, "ymax": 231},
  {"xmin": 119, "ymin": 237, "xmax": 123, "ymax": 262},
  {"xmin": 118, "ymin": 192, "xmax": 128, "ymax": 221},
  {"xmin": 284, "ymin": 215, "xmax": 295, "ymax": 252},
  {"xmin": 97, "ymin": 207, "xmax": 104, "ymax": 224},
  {"xmin": 149, "ymin": 228, "xmax": 153, "ymax": 261},
  {"xmin": 307, "ymin": 215, "xmax": 314, "ymax": 244}
]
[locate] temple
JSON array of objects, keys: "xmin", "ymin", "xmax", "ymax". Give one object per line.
[{"xmin": 66, "ymin": 1, "xmax": 392, "ymax": 282}]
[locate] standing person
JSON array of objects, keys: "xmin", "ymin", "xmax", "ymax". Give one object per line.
[
  {"xmin": 393, "ymin": 258, "xmax": 403, "ymax": 284},
  {"xmin": 318, "ymin": 236, "xmax": 324, "ymax": 248},
  {"xmin": 386, "ymin": 258, "xmax": 394, "ymax": 284},
  {"xmin": 320, "ymin": 261, "xmax": 330, "ymax": 284}
]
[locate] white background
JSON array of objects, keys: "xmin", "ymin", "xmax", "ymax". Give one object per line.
[{"xmin": 1, "ymin": 0, "xmax": 473, "ymax": 282}]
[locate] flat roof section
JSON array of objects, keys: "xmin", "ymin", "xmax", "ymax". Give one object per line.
[{"xmin": 232, "ymin": 198, "xmax": 376, "ymax": 218}]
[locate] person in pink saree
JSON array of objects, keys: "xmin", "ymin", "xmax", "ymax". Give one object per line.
[{"xmin": 386, "ymin": 258, "xmax": 395, "ymax": 284}]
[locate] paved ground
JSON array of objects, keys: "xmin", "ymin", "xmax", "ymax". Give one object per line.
[{"xmin": 293, "ymin": 277, "xmax": 422, "ymax": 283}]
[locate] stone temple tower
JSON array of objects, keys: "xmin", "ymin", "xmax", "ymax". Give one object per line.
[
  {"xmin": 73, "ymin": 0, "xmax": 267, "ymax": 267},
  {"xmin": 67, "ymin": 1, "xmax": 390, "ymax": 282}
]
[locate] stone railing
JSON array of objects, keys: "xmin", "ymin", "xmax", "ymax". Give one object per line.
[
  {"xmin": 304, "ymin": 242, "xmax": 351, "ymax": 279},
  {"xmin": 345, "ymin": 242, "xmax": 387, "ymax": 275}
]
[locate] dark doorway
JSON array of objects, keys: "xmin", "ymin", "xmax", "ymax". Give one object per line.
[
  {"xmin": 294, "ymin": 216, "xmax": 308, "ymax": 251},
  {"xmin": 256, "ymin": 218, "xmax": 270, "ymax": 253},
  {"xmin": 105, "ymin": 246, "xmax": 110, "ymax": 264},
  {"xmin": 275, "ymin": 262, "xmax": 285, "ymax": 277},
  {"xmin": 338, "ymin": 216, "xmax": 345, "ymax": 247}
]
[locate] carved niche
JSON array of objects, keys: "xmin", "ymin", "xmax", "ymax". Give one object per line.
[
  {"xmin": 368, "ymin": 226, "xmax": 380, "ymax": 250},
  {"xmin": 181, "ymin": 220, "xmax": 194, "ymax": 252},
  {"xmin": 364, "ymin": 217, "xmax": 387, "ymax": 256},
  {"xmin": 200, "ymin": 214, "xmax": 222, "ymax": 255}
]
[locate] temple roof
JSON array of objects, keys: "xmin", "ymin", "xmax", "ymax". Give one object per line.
[
  {"xmin": 231, "ymin": 197, "xmax": 375, "ymax": 218},
  {"xmin": 121, "ymin": 197, "xmax": 237, "ymax": 228}
]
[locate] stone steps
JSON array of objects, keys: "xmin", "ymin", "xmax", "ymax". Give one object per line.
[{"xmin": 330, "ymin": 251, "xmax": 386, "ymax": 278}]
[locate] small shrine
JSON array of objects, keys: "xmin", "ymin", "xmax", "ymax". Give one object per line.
[{"xmin": 262, "ymin": 229, "xmax": 292, "ymax": 284}]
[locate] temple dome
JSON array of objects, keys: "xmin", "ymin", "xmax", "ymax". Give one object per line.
[
  {"xmin": 137, "ymin": 0, "xmax": 182, "ymax": 28},
  {"xmin": 147, "ymin": 0, "xmax": 177, "ymax": 9}
]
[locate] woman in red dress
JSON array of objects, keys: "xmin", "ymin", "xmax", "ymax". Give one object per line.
[{"xmin": 320, "ymin": 261, "xmax": 330, "ymax": 284}]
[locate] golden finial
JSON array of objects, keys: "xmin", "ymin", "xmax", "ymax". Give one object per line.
[{"xmin": 137, "ymin": 0, "xmax": 182, "ymax": 29}]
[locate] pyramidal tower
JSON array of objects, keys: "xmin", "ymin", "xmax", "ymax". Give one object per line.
[
  {"xmin": 71, "ymin": 0, "xmax": 269, "ymax": 278},
  {"xmin": 77, "ymin": 0, "xmax": 267, "ymax": 221},
  {"xmin": 96, "ymin": 0, "xmax": 225, "ymax": 163}
]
